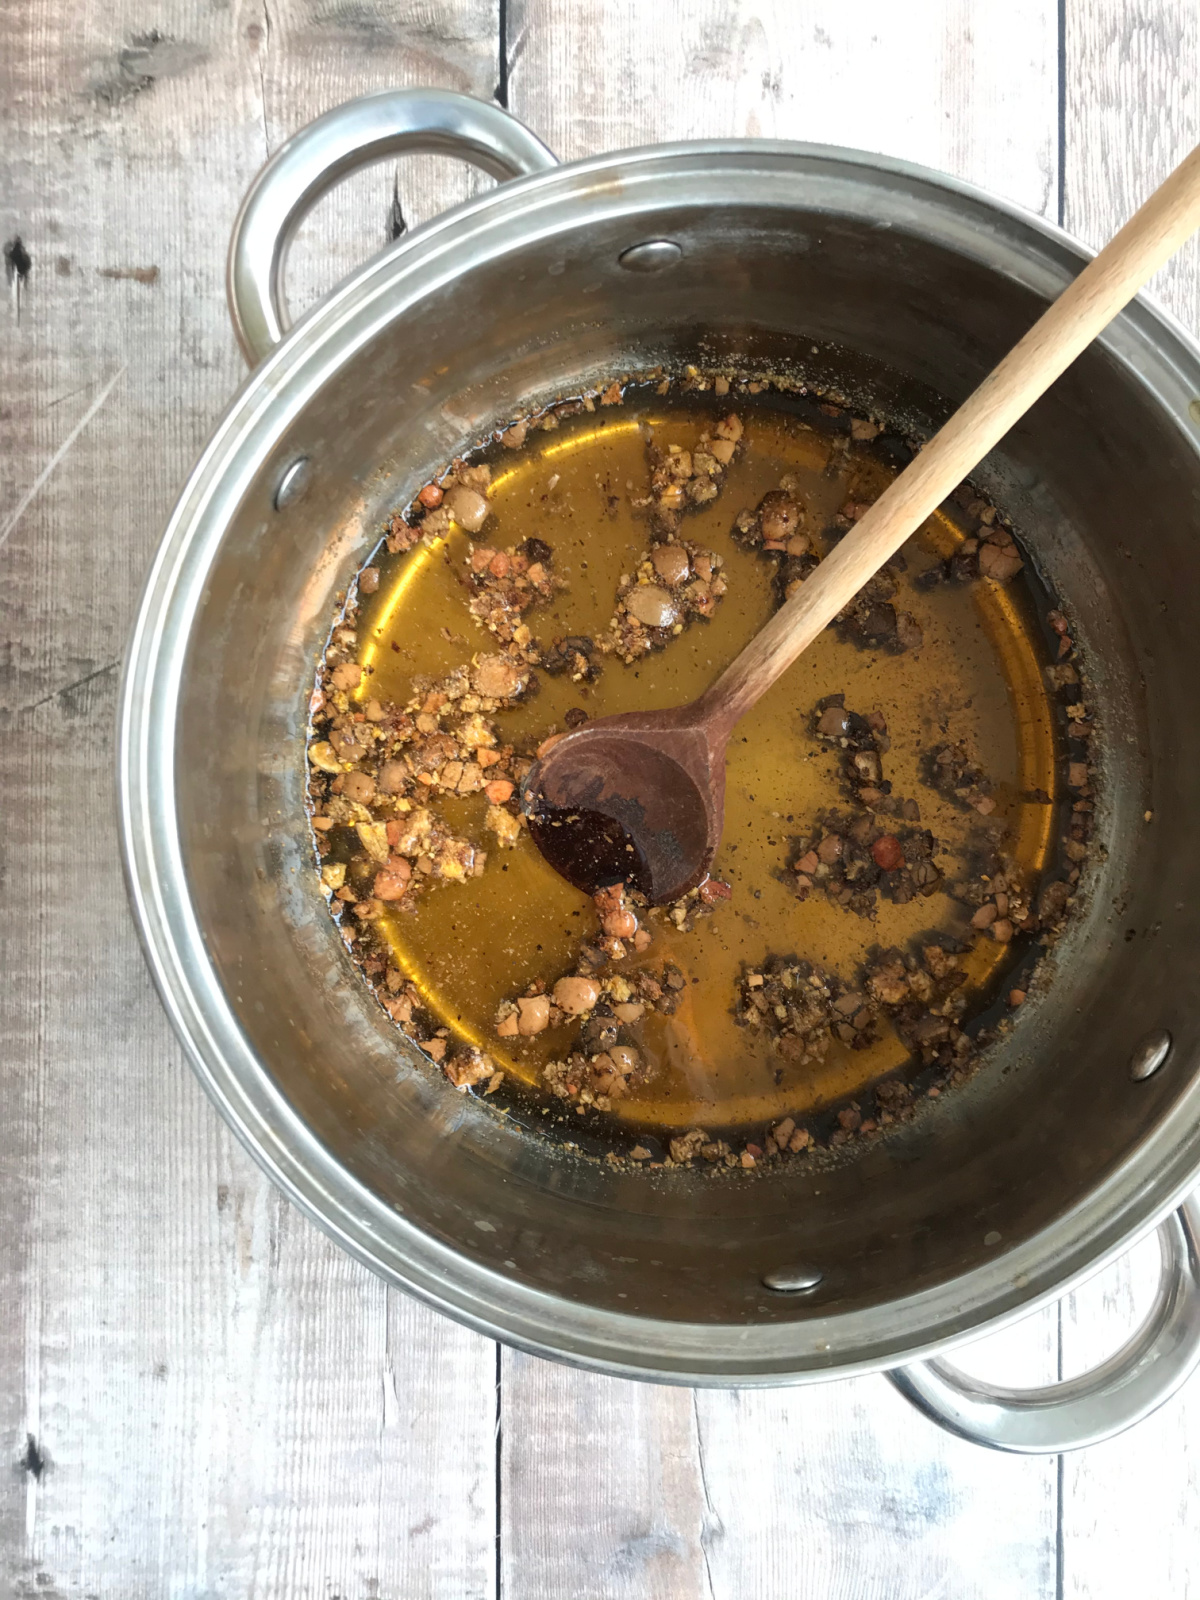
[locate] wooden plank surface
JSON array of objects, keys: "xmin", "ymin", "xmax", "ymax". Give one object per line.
[
  {"xmin": 3, "ymin": 0, "xmax": 1200, "ymax": 1596},
  {"xmin": 0, "ymin": 3, "xmax": 500, "ymax": 1597},
  {"xmin": 508, "ymin": 0, "xmax": 1059, "ymax": 212},
  {"xmin": 1058, "ymin": 6, "xmax": 1200, "ymax": 1597}
]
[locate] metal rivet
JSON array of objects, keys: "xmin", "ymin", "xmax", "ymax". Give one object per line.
[
  {"xmin": 274, "ymin": 456, "xmax": 311, "ymax": 510},
  {"xmin": 762, "ymin": 1263, "xmax": 824, "ymax": 1293},
  {"xmin": 618, "ymin": 240, "xmax": 683, "ymax": 274},
  {"xmin": 1130, "ymin": 1028, "xmax": 1172, "ymax": 1081},
  {"xmin": 1189, "ymin": 398, "xmax": 1200, "ymax": 424}
]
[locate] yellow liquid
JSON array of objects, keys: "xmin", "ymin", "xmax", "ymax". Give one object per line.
[{"xmin": 349, "ymin": 397, "xmax": 1058, "ymax": 1136}]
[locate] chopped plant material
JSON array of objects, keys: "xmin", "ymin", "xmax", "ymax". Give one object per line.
[
  {"xmin": 923, "ymin": 742, "xmax": 997, "ymax": 816},
  {"xmin": 601, "ymin": 538, "xmax": 728, "ymax": 662},
  {"xmin": 464, "ymin": 532, "xmax": 566, "ymax": 648},
  {"xmin": 811, "ymin": 695, "xmax": 923, "ymax": 816},
  {"xmin": 828, "ymin": 503, "xmax": 924, "ymax": 652},
  {"xmin": 916, "ymin": 487, "xmax": 1026, "ymax": 590},
  {"xmin": 791, "ymin": 810, "xmax": 942, "ymax": 917},
  {"xmin": 737, "ymin": 958, "xmax": 878, "ymax": 1065},
  {"xmin": 634, "ymin": 411, "xmax": 745, "ymax": 536},
  {"xmin": 541, "ymin": 633, "xmax": 602, "ymax": 682},
  {"xmin": 732, "ymin": 474, "xmax": 822, "ymax": 604},
  {"xmin": 787, "ymin": 696, "xmax": 941, "ymax": 917}
]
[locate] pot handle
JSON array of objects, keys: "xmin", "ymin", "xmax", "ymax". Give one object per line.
[
  {"xmin": 226, "ymin": 88, "xmax": 559, "ymax": 367},
  {"xmin": 887, "ymin": 1192, "xmax": 1200, "ymax": 1453}
]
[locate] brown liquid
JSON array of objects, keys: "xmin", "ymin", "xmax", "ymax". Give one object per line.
[{"xmin": 349, "ymin": 396, "xmax": 1058, "ymax": 1136}]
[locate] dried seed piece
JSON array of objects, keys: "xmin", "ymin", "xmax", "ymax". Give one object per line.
[
  {"xmin": 669, "ymin": 1129, "xmax": 708, "ymax": 1165},
  {"xmin": 308, "ymin": 741, "xmax": 341, "ymax": 774},
  {"xmin": 373, "ymin": 864, "xmax": 411, "ymax": 900},
  {"xmin": 471, "ymin": 654, "xmax": 526, "ymax": 699},
  {"xmin": 758, "ymin": 489, "xmax": 805, "ymax": 544},
  {"xmin": 650, "ymin": 543, "xmax": 691, "ymax": 585},
  {"xmin": 871, "ymin": 834, "xmax": 905, "ymax": 871},
  {"xmin": 331, "ymin": 662, "xmax": 362, "ymax": 692},
  {"xmin": 625, "ymin": 584, "xmax": 680, "ymax": 629},
  {"xmin": 356, "ymin": 822, "xmax": 391, "ymax": 863},
  {"xmin": 978, "ymin": 541, "xmax": 1024, "ymax": 582},
  {"xmin": 445, "ymin": 485, "xmax": 490, "ymax": 532},
  {"xmin": 553, "ymin": 976, "xmax": 600, "ymax": 1016},
  {"xmin": 486, "ymin": 805, "xmax": 521, "ymax": 847},
  {"xmin": 342, "ymin": 771, "xmax": 376, "ymax": 805},
  {"xmin": 377, "ymin": 760, "xmax": 407, "ymax": 794},
  {"xmin": 444, "ymin": 1048, "xmax": 496, "ymax": 1090},
  {"xmin": 517, "ymin": 995, "xmax": 551, "ymax": 1035}
]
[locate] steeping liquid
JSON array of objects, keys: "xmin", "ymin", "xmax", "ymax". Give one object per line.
[{"xmin": 319, "ymin": 387, "xmax": 1064, "ymax": 1147}]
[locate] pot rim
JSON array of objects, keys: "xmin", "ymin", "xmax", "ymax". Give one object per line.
[{"xmin": 119, "ymin": 134, "xmax": 1200, "ymax": 1384}]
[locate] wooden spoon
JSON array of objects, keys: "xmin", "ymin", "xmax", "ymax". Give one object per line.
[{"xmin": 522, "ymin": 145, "xmax": 1200, "ymax": 904}]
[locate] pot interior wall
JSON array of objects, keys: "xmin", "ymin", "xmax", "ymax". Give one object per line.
[{"xmin": 175, "ymin": 182, "xmax": 1200, "ymax": 1341}]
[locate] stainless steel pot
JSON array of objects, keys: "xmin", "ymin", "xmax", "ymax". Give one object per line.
[{"xmin": 119, "ymin": 89, "xmax": 1200, "ymax": 1453}]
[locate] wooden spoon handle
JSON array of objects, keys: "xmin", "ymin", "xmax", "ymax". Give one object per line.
[{"xmin": 700, "ymin": 141, "xmax": 1200, "ymax": 740}]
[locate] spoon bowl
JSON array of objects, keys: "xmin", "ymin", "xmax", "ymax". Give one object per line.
[{"xmin": 521, "ymin": 707, "xmax": 724, "ymax": 903}]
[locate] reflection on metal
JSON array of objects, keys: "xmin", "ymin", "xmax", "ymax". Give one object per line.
[
  {"xmin": 889, "ymin": 1193, "xmax": 1200, "ymax": 1453},
  {"xmin": 1130, "ymin": 1028, "xmax": 1172, "ymax": 1081},
  {"xmin": 274, "ymin": 456, "xmax": 311, "ymax": 510},
  {"xmin": 228, "ymin": 88, "xmax": 558, "ymax": 364},
  {"xmin": 763, "ymin": 1263, "xmax": 824, "ymax": 1293},
  {"xmin": 618, "ymin": 240, "xmax": 683, "ymax": 273}
]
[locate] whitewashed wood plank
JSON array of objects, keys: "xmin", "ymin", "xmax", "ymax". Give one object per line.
[
  {"xmin": 1059, "ymin": 6, "xmax": 1200, "ymax": 1597},
  {"xmin": 693, "ymin": 1314, "xmax": 1059, "ymax": 1600},
  {"xmin": 508, "ymin": 0, "xmax": 1057, "ymax": 212},
  {"xmin": 499, "ymin": 1353, "xmax": 710, "ymax": 1599},
  {"xmin": 375, "ymin": 1294, "xmax": 498, "ymax": 1599},
  {"xmin": 1059, "ymin": 1233, "xmax": 1200, "ymax": 1600},
  {"xmin": 1062, "ymin": 0, "xmax": 1200, "ymax": 326},
  {"xmin": 0, "ymin": 1, "xmax": 500, "ymax": 1594},
  {"xmin": 499, "ymin": 1308, "xmax": 1061, "ymax": 1600},
  {"xmin": 503, "ymin": 6, "xmax": 1060, "ymax": 1598}
]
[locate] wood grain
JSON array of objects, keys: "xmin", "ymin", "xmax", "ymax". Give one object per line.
[
  {"xmin": 1063, "ymin": 0, "xmax": 1200, "ymax": 323},
  {"xmin": 499, "ymin": 1356, "xmax": 711, "ymax": 1599},
  {"xmin": 691, "ymin": 1319, "xmax": 1059, "ymax": 1600},
  {"xmin": 0, "ymin": 2, "xmax": 499, "ymax": 1595},
  {"xmin": 1059, "ymin": 5, "xmax": 1200, "ymax": 1597},
  {"xmin": 508, "ymin": 0, "xmax": 1059, "ymax": 212}
]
